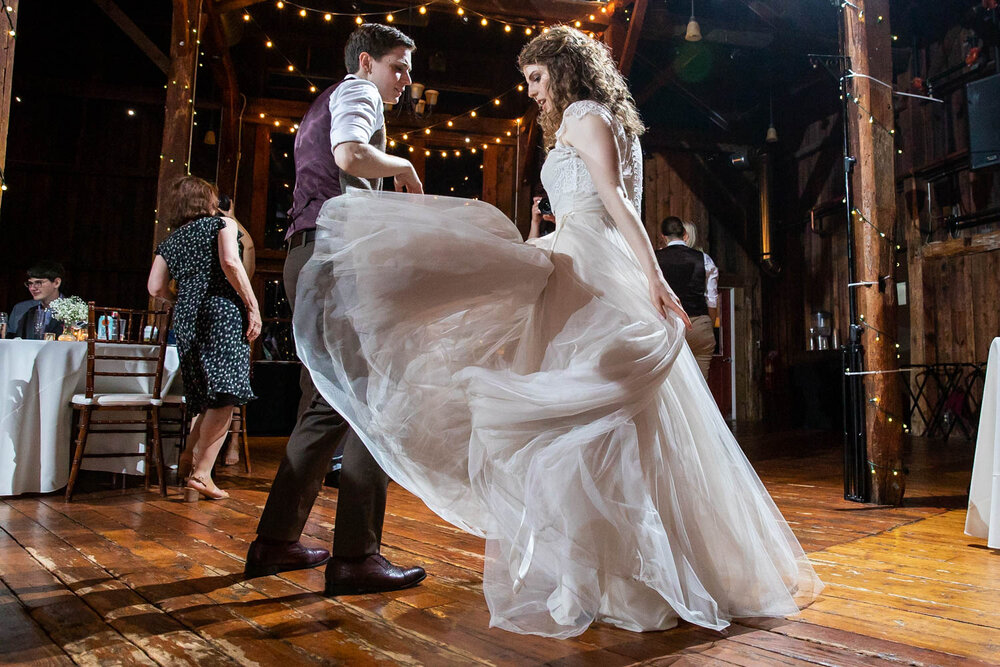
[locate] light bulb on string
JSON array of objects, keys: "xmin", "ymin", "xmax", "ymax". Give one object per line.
[
  {"xmin": 299, "ymin": 8, "xmax": 306, "ymax": 17},
  {"xmin": 324, "ymin": 13, "xmax": 331, "ymax": 21}
]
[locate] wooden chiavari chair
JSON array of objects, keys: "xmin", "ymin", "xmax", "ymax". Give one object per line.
[{"xmin": 65, "ymin": 303, "xmax": 173, "ymax": 501}]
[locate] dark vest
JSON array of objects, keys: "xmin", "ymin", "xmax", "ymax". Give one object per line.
[
  {"xmin": 656, "ymin": 244, "xmax": 709, "ymax": 318},
  {"xmin": 285, "ymin": 78, "xmax": 386, "ymax": 239}
]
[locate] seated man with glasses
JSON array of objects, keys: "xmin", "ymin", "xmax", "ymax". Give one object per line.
[{"xmin": 8, "ymin": 260, "xmax": 67, "ymax": 339}]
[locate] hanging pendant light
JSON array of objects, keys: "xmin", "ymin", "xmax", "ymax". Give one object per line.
[
  {"xmin": 765, "ymin": 93, "xmax": 778, "ymax": 143},
  {"xmin": 685, "ymin": 0, "xmax": 702, "ymax": 42}
]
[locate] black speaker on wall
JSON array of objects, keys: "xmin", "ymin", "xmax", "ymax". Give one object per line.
[{"xmin": 967, "ymin": 73, "xmax": 1000, "ymax": 170}]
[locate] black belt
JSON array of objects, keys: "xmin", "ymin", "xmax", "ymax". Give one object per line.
[{"xmin": 286, "ymin": 229, "xmax": 317, "ymax": 250}]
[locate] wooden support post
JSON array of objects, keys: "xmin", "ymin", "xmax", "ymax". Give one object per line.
[
  {"xmin": 482, "ymin": 144, "xmax": 500, "ymax": 212},
  {"xmin": 514, "ymin": 106, "xmax": 539, "ymax": 235},
  {"xmin": 409, "ymin": 138, "xmax": 426, "ymax": 186},
  {"xmin": 0, "ymin": 0, "xmax": 18, "ymax": 211},
  {"xmin": 843, "ymin": 0, "xmax": 904, "ymax": 505},
  {"xmin": 153, "ymin": 0, "xmax": 199, "ymax": 248},
  {"xmin": 204, "ymin": 2, "xmax": 240, "ymax": 196}
]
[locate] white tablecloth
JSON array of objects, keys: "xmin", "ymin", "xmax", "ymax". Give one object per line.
[
  {"xmin": 0, "ymin": 339, "xmax": 181, "ymax": 496},
  {"xmin": 966, "ymin": 337, "xmax": 1000, "ymax": 548}
]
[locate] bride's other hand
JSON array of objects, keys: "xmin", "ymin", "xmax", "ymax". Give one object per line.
[
  {"xmin": 528, "ymin": 196, "xmax": 544, "ymax": 240},
  {"xmin": 650, "ymin": 278, "xmax": 691, "ymax": 328}
]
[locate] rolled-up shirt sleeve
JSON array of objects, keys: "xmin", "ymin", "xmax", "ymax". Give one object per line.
[
  {"xmin": 329, "ymin": 77, "xmax": 384, "ymax": 149},
  {"xmin": 704, "ymin": 253, "xmax": 719, "ymax": 309}
]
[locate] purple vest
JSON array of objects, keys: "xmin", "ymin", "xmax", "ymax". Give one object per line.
[{"xmin": 285, "ymin": 79, "xmax": 386, "ymax": 239}]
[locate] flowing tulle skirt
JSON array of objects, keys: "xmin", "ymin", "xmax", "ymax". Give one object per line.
[{"xmin": 295, "ymin": 190, "xmax": 822, "ymax": 638}]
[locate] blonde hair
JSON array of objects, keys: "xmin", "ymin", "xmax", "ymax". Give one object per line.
[{"xmin": 518, "ymin": 25, "xmax": 644, "ymax": 149}]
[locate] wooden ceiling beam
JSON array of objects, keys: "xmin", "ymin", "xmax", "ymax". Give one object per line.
[
  {"xmin": 617, "ymin": 0, "xmax": 648, "ymax": 75},
  {"xmin": 634, "ymin": 53, "xmax": 729, "ymax": 131},
  {"xmin": 91, "ymin": 0, "xmax": 170, "ymax": 74}
]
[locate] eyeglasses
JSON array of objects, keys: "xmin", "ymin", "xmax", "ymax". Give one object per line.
[{"xmin": 24, "ymin": 279, "xmax": 51, "ymax": 288}]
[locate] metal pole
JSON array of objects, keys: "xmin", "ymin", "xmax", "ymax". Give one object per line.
[{"xmin": 839, "ymin": 19, "xmax": 869, "ymax": 503}]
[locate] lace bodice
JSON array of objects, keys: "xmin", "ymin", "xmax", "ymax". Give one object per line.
[{"xmin": 540, "ymin": 100, "xmax": 643, "ymax": 220}]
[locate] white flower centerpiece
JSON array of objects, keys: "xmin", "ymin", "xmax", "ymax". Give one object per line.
[{"xmin": 49, "ymin": 296, "xmax": 90, "ymax": 340}]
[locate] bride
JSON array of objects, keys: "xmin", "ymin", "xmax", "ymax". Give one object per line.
[{"xmin": 295, "ymin": 26, "xmax": 822, "ymax": 638}]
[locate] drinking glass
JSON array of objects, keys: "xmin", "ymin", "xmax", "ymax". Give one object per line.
[{"xmin": 33, "ymin": 311, "xmax": 46, "ymax": 339}]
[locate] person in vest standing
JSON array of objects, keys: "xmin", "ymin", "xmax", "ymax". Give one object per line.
[
  {"xmin": 655, "ymin": 217, "xmax": 719, "ymax": 380},
  {"xmin": 246, "ymin": 24, "xmax": 426, "ymax": 596}
]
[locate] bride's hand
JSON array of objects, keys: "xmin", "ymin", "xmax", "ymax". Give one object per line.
[{"xmin": 649, "ymin": 277, "xmax": 691, "ymax": 329}]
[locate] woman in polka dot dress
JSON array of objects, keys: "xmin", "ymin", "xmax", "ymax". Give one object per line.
[{"xmin": 148, "ymin": 176, "xmax": 260, "ymax": 500}]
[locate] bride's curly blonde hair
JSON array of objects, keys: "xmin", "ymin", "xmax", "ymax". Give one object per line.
[{"xmin": 518, "ymin": 26, "xmax": 645, "ymax": 148}]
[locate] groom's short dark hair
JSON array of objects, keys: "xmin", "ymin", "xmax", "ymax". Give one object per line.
[{"xmin": 344, "ymin": 24, "xmax": 416, "ymax": 73}]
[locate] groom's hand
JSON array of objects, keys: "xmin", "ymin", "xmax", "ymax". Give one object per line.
[{"xmin": 394, "ymin": 165, "xmax": 424, "ymax": 194}]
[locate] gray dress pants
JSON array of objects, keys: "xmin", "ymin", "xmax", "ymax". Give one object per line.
[{"xmin": 255, "ymin": 238, "xmax": 388, "ymax": 560}]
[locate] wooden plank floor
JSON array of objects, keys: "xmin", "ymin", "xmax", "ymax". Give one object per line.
[{"xmin": 2, "ymin": 431, "xmax": 998, "ymax": 666}]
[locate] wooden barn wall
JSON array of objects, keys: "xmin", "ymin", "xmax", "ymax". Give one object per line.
[
  {"xmin": 765, "ymin": 111, "xmax": 849, "ymax": 362},
  {"xmin": 765, "ymin": 21, "xmax": 1000, "ymax": 431},
  {"xmin": 644, "ymin": 151, "xmax": 763, "ymax": 422},
  {"xmin": 919, "ymin": 250, "xmax": 1000, "ymax": 364},
  {"xmin": 0, "ymin": 92, "xmax": 163, "ymax": 314},
  {"xmin": 895, "ymin": 22, "xmax": 1000, "ymax": 367}
]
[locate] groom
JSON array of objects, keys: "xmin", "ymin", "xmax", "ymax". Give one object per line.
[{"xmin": 246, "ymin": 24, "xmax": 425, "ymax": 595}]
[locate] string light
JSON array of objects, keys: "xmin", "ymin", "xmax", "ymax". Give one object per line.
[
  {"xmin": 384, "ymin": 82, "xmax": 525, "ymax": 156},
  {"xmin": 253, "ymin": 0, "xmax": 608, "ymax": 35}
]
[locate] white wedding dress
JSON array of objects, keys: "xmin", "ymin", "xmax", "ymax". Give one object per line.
[{"xmin": 296, "ymin": 100, "xmax": 822, "ymax": 638}]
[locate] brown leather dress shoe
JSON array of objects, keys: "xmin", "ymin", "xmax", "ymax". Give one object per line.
[
  {"xmin": 323, "ymin": 553, "xmax": 426, "ymax": 596},
  {"xmin": 244, "ymin": 539, "xmax": 331, "ymax": 578}
]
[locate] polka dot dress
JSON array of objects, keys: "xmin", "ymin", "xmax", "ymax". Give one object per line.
[{"xmin": 156, "ymin": 216, "xmax": 256, "ymax": 416}]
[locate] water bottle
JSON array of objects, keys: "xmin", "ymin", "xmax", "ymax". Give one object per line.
[
  {"xmin": 109, "ymin": 312, "xmax": 119, "ymax": 341},
  {"xmin": 97, "ymin": 315, "xmax": 109, "ymax": 340}
]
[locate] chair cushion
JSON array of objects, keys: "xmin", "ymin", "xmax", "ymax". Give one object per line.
[
  {"xmin": 161, "ymin": 394, "xmax": 186, "ymax": 404},
  {"xmin": 71, "ymin": 393, "xmax": 163, "ymax": 407}
]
